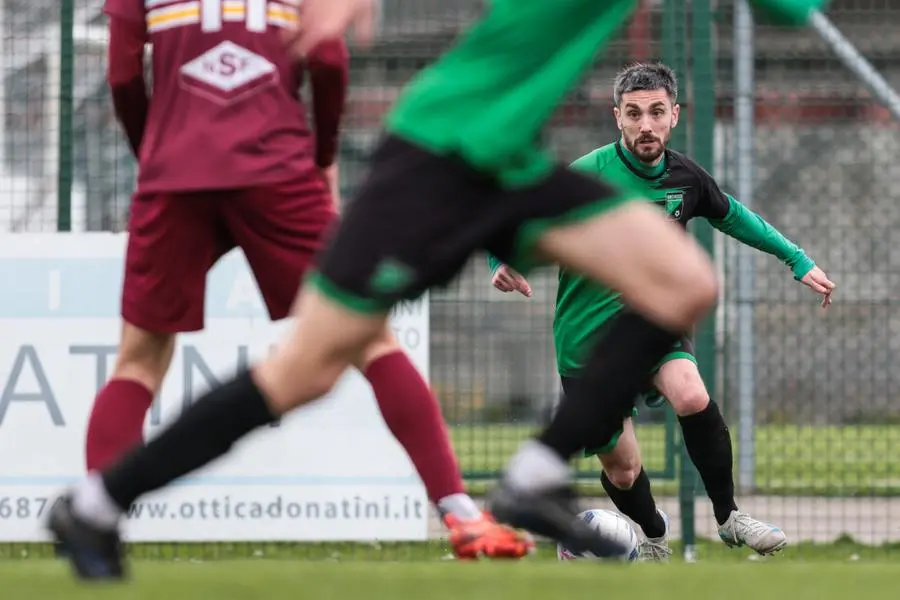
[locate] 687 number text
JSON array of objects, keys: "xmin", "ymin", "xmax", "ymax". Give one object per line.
[{"xmin": 0, "ymin": 497, "xmax": 64, "ymax": 520}]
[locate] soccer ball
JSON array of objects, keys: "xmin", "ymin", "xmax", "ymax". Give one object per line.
[{"xmin": 556, "ymin": 509, "xmax": 639, "ymax": 562}]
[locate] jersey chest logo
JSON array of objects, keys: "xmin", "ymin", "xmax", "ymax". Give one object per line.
[
  {"xmin": 180, "ymin": 40, "xmax": 277, "ymax": 104},
  {"xmin": 664, "ymin": 190, "xmax": 684, "ymax": 220}
]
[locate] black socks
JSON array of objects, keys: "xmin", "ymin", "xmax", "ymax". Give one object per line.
[
  {"xmin": 601, "ymin": 468, "xmax": 667, "ymax": 538},
  {"xmin": 538, "ymin": 312, "xmax": 680, "ymax": 460},
  {"xmin": 103, "ymin": 371, "xmax": 277, "ymax": 511},
  {"xmin": 679, "ymin": 400, "xmax": 738, "ymax": 525}
]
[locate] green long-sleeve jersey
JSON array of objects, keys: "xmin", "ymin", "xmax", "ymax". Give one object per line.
[{"xmin": 488, "ymin": 141, "xmax": 816, "ymax": 376}]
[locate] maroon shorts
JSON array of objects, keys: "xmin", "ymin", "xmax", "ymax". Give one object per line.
[{"xmin": 121, "ymin": 178, "xmax": 337, "ymax": 333}]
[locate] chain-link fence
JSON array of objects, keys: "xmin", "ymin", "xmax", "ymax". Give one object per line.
[
  {"xmin": 1, "ymin": 0, "xmax": 898, "ymax": 562},
  {"xmin": 712, "ymin": 0, "xmax": 900, "ymax": 553}
]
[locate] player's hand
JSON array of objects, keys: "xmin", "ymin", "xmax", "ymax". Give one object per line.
[
  {"xmin": 492, "ymin": 265, "xmax": 533, "ymax": 298},
  {"xmin": 323, "ymin": 164, "xmax": 341, "ymax": 208},
  {"xmin": 800, "ymin": 266, "xmax": 835, "ymax": 309},
  {"xmin": 284, "ymin": 0, "xmax": 376, "ymax": 59}
]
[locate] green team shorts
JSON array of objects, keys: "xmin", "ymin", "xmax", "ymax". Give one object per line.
[
  {"xmin": 560, "ymin": 337, "xmax": 698, "ymax": 457},
  {"xmin": 385, "ymin": 0, "xmax": 639, "ymax": 188}
]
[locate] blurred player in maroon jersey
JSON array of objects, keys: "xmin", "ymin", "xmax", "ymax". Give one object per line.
[{"xmin": 87, "ymin": 0, "xmax": 531, "ymax": 560}]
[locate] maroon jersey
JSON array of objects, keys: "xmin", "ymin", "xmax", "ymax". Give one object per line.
[{"xmin": 104, "ymin": 0, "xmax": 348, "ymax": 193}]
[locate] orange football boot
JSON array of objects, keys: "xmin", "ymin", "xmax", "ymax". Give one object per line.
[{"xmin": 444, "ymin": 511, "xmax": 536, "ymax": 559}]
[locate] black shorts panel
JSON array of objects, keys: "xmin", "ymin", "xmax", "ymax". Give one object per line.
[
  {"xmin": 315, "ymin": 134, "xmax": 624, "ymax": 310},
  {"xmin": 559, "ymin": 376, "xmax": 638, "ymax": 421},
  {"xmin": 670, "ymin": 336, "xmax": 695, "ymax": 358}
]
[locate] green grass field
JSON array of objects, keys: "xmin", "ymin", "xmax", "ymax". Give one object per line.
[
  {"xmin": 450, "ymin": 424, "xmax": 900, "ymax": 496},
  {"xmin": 4, "ymin": 425, "xmax": 897, "ymax": 597},
  {"xmin": 5, "ymin": 537, "xmax": 898, "ymax": 562},
  {"xmin": 3, "ymin": 539, "xmax": 898, "ymax": 598},
  {"xmin": 4, "ymin": 553, "xmax": 899, "ymax": 600}
]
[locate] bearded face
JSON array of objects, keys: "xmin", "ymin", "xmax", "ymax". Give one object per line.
[{"xmin": 615, "ymin": 89, "xmax": 680, "ymax": 165}]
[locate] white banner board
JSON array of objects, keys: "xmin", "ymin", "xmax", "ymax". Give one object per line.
[{"xmin": 0, "ymin": 234, "xmax": 429, "ymax": 542}]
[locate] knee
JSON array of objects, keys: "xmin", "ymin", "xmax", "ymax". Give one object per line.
[
  {"xmin": 358, "ymin": 328, "xmax": 402, "ymax": 370},
  {"xmin": 670, "ymin": 387, "xmax": 710, "ymax": 417},
  {"xmin": 604, "ymin": 463, "xmax": 642, "ymax": 490},
  {"xmin": 602, "ymin": 449, "xmax": 643, "ymax": 490}
]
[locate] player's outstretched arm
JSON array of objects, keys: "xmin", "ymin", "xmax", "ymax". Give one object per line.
[
  {"xmin": 708, "ymin": 195, "xmax": 835, "ymax": 307},
  {"xmin": 106, "ymin": 15, "xmax": 149, "ymax": 157},
  {"xmin": 487, "ymin": 254, "xmax": 533, "ymax": 297},
  {"xmin": 747, "ymin": 0, "xmax": 830, "ymax": 27}
]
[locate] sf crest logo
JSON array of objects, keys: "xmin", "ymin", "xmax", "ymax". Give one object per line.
[{"xmin": 180, "ymin": 41, "xmax": 278, "ymax": 104}]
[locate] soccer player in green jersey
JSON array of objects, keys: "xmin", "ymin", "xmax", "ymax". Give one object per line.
[
  {"xmin": 50, "ymin": 0, "xmax": 831, "ymax": 577},
  {"xmin": 490, "ymin": 62, "xmax": 835, "ymax": 559}
]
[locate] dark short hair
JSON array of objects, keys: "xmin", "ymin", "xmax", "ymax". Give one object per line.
[{"xmin": 613, "ymin": 62, "xmax": 678, "ymax": 106}]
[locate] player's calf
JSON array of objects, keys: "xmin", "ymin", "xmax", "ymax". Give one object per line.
[
  {"xmin": 253, "ymin": 289, "xmax": 388, "ymax": 413},
  {"xmin": 85, "ymin": 323, "xmax": 175, "ymax": 471},
  {"xmin": 596, "ymin": 425, "xmax": 668, "ymax": 552},
  {"xmin": 357, "ymin": 329, "xmax": 531, "ymax": 558}
]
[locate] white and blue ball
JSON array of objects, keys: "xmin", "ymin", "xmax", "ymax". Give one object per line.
[{"xmin": 557, "ymin": 509, "xmax": 639, "ymax": 562}]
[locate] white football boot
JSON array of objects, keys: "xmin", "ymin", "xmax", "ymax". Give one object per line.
[
  {"xmin": 718, "ymin": 510, "xmax": 787, "ymax": 555},
  {"xmin": 637, "ymin": 509, "xmax": 673, "ymax": 562}
]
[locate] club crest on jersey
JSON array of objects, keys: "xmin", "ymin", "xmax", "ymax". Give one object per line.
[
  {"xmin": 179, "ymin": 41, "xmax": 278, "ymax": 105},
  {"xmin": 664, "ymin": 191, "xmax": 684, "ymax": 220}
]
